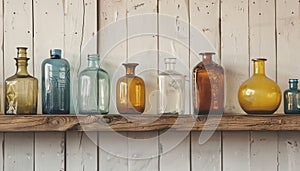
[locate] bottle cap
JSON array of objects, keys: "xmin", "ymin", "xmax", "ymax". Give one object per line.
[{"xmin": 50, "ymin": 49, "xmax": 62, "ymax": 59}]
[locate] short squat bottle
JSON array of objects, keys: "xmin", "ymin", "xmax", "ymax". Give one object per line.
[
  {"xmin": 159, "ymin": 58, "xmax": 185, "ymax": 114},
  {"xmin": 284, "ymin": 79, "xmax": 300, "ymax": 114},
  {"xmin": 78, "ymin": 54, "xmax": 110, "ymax": 114},
  {"xmin": 116, "ymin": 63, "xmax": 145, "ymax": 114},
  {"xmin": 193, "ymin": 52, "xmax": 224, "ymax": 115},
  {"xmin": 42, "ymin": 49, "xmax": 70, "ymax": 114},
  {"xmin": 5, "ymin": 47, "xmax": 38, "ymax": 115}
]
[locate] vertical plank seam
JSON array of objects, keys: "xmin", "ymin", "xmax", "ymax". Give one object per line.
[
  {"xmin": 157, "ymin": 1, "xmax": 160, "ymax": 170},
  {"xmin": 274, "ymin": 0, "xmax": 278, "ymax": 82},
  {"xmin": 64, "ymin": 132, "xmax": 67, "ymax": 171},
  {"xmin": 97, "ymin": 132, "xmax": 99, "ymax": 171},
  {"xmin": 125, "ymin": 1, "xmax": 128, "ymax": 63},
  {"xmin": 77, "ymin": 0, "xmax": 86, "ymax": 77},
  {"xmin": 189, "ymin": 132, "xmax": 192, "ymax": 171},
  {"xmin": 33, "ymin": 132, "xmax": 35, "ymax": 171},
  {"xmin": 218, "ymin": 0, "xmax": 222, "ymax": 60},
  {"xmin": 276, "ymin": 131, "xmax": 279, "ymax": 171},
  {"xmin": 32, "ymin": 0, "xmax": 35, "ymax": 76},
  {"xmin": 247, "ymin": 0, "xmax": 251, "ymax": 77},
  {"xmin": 2, "ymin": 133, "xmax": 4, "ymax": 171},
  {"xmin": 1, "ymin": 0, "xmax": 4, "ymax": 114},
  {"xmin": 221, "ymin": 131, "xmax": 224, "ymax": 171},
  {"xmin": 249, "ymin": 131, "xmax": 251, "ymax": 170}
]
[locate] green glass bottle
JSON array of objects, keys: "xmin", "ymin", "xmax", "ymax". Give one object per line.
[
  {"xmin": 284, "ymin": 79, "xmax": 300, "ymax": 114},
  {"xmin": 5, "ymin": 47, "xmax": 38, "ymax": 115}
]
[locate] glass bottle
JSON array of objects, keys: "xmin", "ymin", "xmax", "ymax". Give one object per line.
[
  {"xmin": 284, "ymin": 79, "xmax": 300, "ymax": 114},
  {"xmin": 238, "ymin": 58, "xmax": 281, "ymax": 114},
  {"xmin": 193, "ymin": 52, "xmax": 224, "ymax": 115},
  {"xmin": 78, "ymin": 54, "xmax": 110, "ymax": 114},
  {"xmin": 42, "ymin": 49, "xmax": 70, "ymax": 114},
  {"xmin": 159, "ymin": 58, "xmax": 185, "ymax": 114},
  {"xmin": 116, "ymin": 63, "xmax": 145, "ymax": 114},
  {"xmin": 5, "ymin": 47, "xmax": 38, "ymax": 115}
]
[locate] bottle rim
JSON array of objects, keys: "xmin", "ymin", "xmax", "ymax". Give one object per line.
[{"xmin": 252, "ymin": 58, "xmax": 267, "ymax": 61}]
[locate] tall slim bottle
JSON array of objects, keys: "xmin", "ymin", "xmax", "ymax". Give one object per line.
[
  {"xmin": 193, "ymin": 52, "xmax": 224, "ymax": 115},
  {"xmin": 5, "ymin": 47, "xmax": 38, "ymax": 115},
  {"xmin": 42, "ymin": 49, "xmax": 70, "ymax": 114},
  {"xmin": 78, "ymin": 54, "xmax": 110, "ymax": 114},
  {"xmin": 159, "ymin": 58, "xmax": 185, "ymax": 114}
]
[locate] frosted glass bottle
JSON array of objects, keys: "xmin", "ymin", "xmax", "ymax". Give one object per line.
[
  {"xmin": 5, "ymin": 47, "xmax": 38, "ymax": 115},
  {"xmin": 159, "ymin": 58, "xmax": 185, "ymax": 114},
  {"xmin": 78, "ymin": 54, "xmax": 110, "ymax": 114},
  {"xmin": 42, "ymin": 49, "xmax": 70, "ymax": 114}
]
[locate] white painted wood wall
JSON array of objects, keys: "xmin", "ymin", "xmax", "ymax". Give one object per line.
[{"xmin": 0, "ymin": 0, "xmax": 300, "ymax": 170}]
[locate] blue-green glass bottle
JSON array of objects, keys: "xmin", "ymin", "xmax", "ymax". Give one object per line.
[
  {"xmin": 42, "ymin": 49, "xmax": 70, "ymax": 114},
  {"xmin": 284, "ymin": 79, "xmax": 300, "ymax": 114},
  {"xmin": 78, "ymin": 54, "xmax": 110, "ymax": 114}
]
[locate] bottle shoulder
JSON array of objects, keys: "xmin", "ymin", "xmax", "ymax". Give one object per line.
[
  {"xmin": 6, "ymin": 74, "xmax": 38, "ymax": 82},
  {"xmin": 42, "ymin": 58, "xmax": 70, "ymax": 67}
]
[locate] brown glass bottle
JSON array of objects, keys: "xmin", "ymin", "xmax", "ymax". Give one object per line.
[
  {"xmin": 116, "ymin": 63, "xmax": 145, "ymax": 114},
  {"xmin": 5, "ymin": 47, "xmax": 38, "ymax": 115},
  {"xmin": 193, "ymin": 52, "xmax": 224, "ymax": 115}
]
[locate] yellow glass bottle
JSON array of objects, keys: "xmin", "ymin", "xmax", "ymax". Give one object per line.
[
  {"xmin": 116, "ymin": 63, "xmax": 145, "ymax": 114},
  {"xmin": 5, "ymin": 47, "xmax": 38, "ymax": 115},
  {"xmin": 238, "ymin": 58, "xmax": 281, "ymax": 114}
]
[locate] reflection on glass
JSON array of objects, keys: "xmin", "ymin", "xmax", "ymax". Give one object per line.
[
  {"xmin": 116, "ymin": 63, "xmax": 145, "ymax": 114},
  {"xmin": 78, "ymin": 54, "xmax": 110, "ymax": 114},
  {"xmin": 284, "ymin": 79, "xmax": 300, "ymax": 114}
]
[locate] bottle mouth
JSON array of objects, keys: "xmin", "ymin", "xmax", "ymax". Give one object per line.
[
  {"xmin": 122, "ymin": 63, "xmax": 139, "ymax": 67},
  {"xmin": 252, "ymin": 58, "xmax": 267, "ymax": 61},
  {"xmin": 88, "ymin": 54, "xmax": 100, "ymax": 60},
  {"xmin": 199, "ymin": 52, "xmax": 215, "ymax": 56},
  {"xmin": 289, "ymin": 79, "xmax": 299, "ymax": 83}
]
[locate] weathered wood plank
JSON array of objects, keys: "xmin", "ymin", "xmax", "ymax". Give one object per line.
[
  {"xmin": 160, "ymin": 132, "xmax": 190, "ymax": 171},
  {"xmin": 278, "ymin": 132, "xmax": 300, "ymax": 171},
  {"xmin": 64, "ymin": 0, "xmax": 97, "ymax": 113},
  {"xmin": 0, "ymin": 114, "xmax": 300, "ymax": 131},
  {"xmin": 191, "ymin": 132, "xmax": 221, "ymax": 171},
  {"xmin": 277, "ymin": 0, "xmax": 300, "ymax": 114},
  {"xmin": 0, "ymin": 0, "xmax": 4, "ymax": 114},
  {"xmin": 0, "ymin": 133, "xmax": 3, "ymax": 171},
  {"xmin": 223, "ymin": 132, "xmax": 250, "ymax": 171},
  {"xmin": 250, "ymin": 132, "xmax": 278, "ymax": 171},
  {"xmin": 66, "ymin": 132, "xmax": 97, "ymax": 171},
  {"xmin": 221, "ymin": 0, "xmax": 249, "ymax": 114},
  {"xmin": 99, "ymin": 0, "xmax": 127, "ymax": 114},
  {"xmin": 4, "ymin": 133, "xmax": 34, "ymax": 171},
  {"xmin": 99, "ymin": 132, "xmax": 128, "ymax": 171},
  {"xmin": 35, "ymin": 132, "xmax": 65, "ymax": 171},
  {"xmin": 128, "ymin": 132, "xmax": 159, "ymax": 171}
]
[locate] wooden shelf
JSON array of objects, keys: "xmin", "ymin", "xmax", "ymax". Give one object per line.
[{"xmin": 1, "ymin": 114, "xmax": 300, "ymax": 132}]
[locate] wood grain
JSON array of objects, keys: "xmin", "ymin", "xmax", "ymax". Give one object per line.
[{"xmin": 0, "ymin": 114, "xmax": 300, "ymax": 132}]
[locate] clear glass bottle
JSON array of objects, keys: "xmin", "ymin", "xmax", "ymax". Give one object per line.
[
  {"xmin": 5, "ymin": 47, "xmax": 38, "ymax": 115},
  {"xmin": 284, "ymin": 79, "xmax": 300, "ymax": 114},
  {"xmin": 238, "ymin": 58, "xmax": 281, "ymax": 114},
  {"xmin": 42, "ymin": 49, "xmax": 70, "ymax": 114},
  {"xmin": 78, "ymin": 54, "xmax": 110, "ymax": 114},
  {"xmin": 116, "ymin": 63, "xmax": 145, "ymax": 114},
  {"xmin": 159, "ymin": 58, "xmax": 185, "ymax": 114},
  {"xmin": 193, "ymin": 52, "xmax": 224, "ymax": 115}
]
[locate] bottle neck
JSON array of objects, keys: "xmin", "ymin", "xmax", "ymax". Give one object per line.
[
  {"xmin": 15, "ymin": 58, "xmax": 29, "ymax": 76},
  {"xmin": 253, "ymin": 60, "xmax": 266, "ymax": 75},
  {"xmin": 289, "ymin": 83, "xmax": 298, "ymax": 90},
  {"xmin": 123, "ymin": 63, "xmax": 138, "ymax": 76},
  {"xmin": 88, "ymin": 59, "xmax": 100, "ymax": 68},
  {"xmin": 202, "ymin": 55, "xmax": 213, "ymax": 64}
]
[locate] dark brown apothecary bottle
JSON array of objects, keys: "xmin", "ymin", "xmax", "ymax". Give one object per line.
[{"xmin": 193, "ymin": 52, "xmax": 224, "ymax": 115}]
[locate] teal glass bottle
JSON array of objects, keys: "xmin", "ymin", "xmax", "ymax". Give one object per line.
[
  {"xmin": 284, "ymin": 79, "xmax": 300, "ymax": 114},
  {"xmin": 78, "ymin": 54, "xmax": 110, "ymax": 114},
  {"xmin": 42, "ymin": 49, "xmax": 70, "ymax": 114}
]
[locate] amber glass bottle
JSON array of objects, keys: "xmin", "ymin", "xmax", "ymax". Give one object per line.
[
  {"xmin": 5, "ymin": 47, "xmax": 38, "ymax": 115},
  {"xmin": 238, "ymin": 58, "xmax": 281, "ymax": 114},
  {"xmin": 193, "ymin": 52, "xmax": 224, "ymax": 115},
  {"xmin": 116, "ymin": 63, "xmax": 145, "ymax": 114}
]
